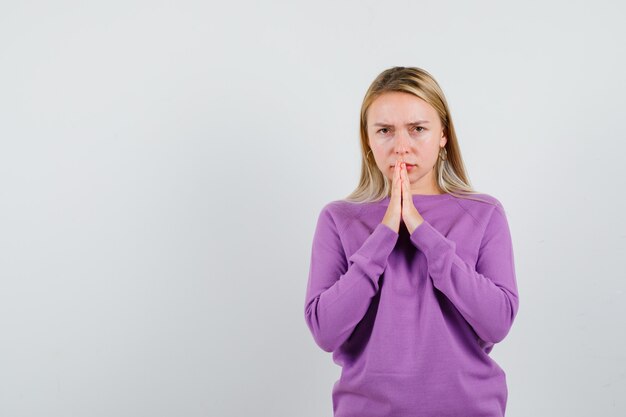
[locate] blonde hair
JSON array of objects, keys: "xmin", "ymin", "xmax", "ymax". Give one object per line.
[{"xmin": 344, "ymin": 66, "xmax": 494, "ymax": 206}]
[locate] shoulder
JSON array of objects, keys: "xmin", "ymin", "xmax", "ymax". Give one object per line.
[
  {"xmin": 320, "ymin": 199, "xmax": 357, "ymax": 215},
  {"xmin": 451, "ymin": 192, "xmax": 507, "ymax": 227},
  {"xmin": 453, "ymin": 192, "xmax": 502, "ymax": 206},
  {"xmin": 318, "ymin": 199, "xmax": 364, "ymax": 228}
]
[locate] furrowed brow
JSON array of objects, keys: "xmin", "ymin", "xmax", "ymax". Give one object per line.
[{"xmin": 372, "ymin": 120, "xmax": 430, "ymax": 127}]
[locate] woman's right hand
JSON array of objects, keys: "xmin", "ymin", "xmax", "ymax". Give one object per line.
[{"xmin": 381, "ymin": 160, "xmax": 402, "ymax": 233}]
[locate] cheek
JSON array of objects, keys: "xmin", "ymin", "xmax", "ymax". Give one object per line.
[
  {"xmin": 369, "ymin": 146, "xmax": 386, "ymax": 163},
  {"xmin": 418, "ymin": 139, "xmax": 439, "ymax": 161}
]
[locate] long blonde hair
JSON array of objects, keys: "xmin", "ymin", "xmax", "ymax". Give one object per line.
[{"xmin": 344, "ymin": 66, "xmax": 494, "ymax": 206}]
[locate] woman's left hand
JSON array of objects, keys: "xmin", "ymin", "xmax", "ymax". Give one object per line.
[{"xmin": 400, "ymin": 162, "xmax": 425, "ymax": 234}]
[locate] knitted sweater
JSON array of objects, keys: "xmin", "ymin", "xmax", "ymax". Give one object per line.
[{"xmin": 304, "ymin": 193, "xmax": 519, "ymax": 417}]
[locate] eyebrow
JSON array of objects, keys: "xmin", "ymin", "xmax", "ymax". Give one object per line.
[{"xmin": 372, "ymin": 120, "xmax": 430, "ymax": 127}]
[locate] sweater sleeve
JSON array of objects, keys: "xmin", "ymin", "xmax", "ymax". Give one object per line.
[
  {"xmin": 409, "ymin": 204, "xmax": 519, "ymax": 344},
  {"xmin": 304, "ymin": 206, "xmax": 399, "ymax": 352}
]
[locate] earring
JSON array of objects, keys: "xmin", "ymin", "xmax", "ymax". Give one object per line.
[{"xmin": 439, "ymin": 147, "xmax": 447, "ymax": 161}]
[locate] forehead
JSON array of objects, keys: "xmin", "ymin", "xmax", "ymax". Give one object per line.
[{"xmin": 367, "ymin": 91, "xmax": 437, "ymax": 124}]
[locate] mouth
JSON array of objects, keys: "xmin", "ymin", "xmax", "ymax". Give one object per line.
[{"xmin": 391, "ymin": 163, "xmax": 417, "ymax": 172}]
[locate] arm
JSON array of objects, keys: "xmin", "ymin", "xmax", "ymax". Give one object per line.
[
  {"xmin": 409, "ymin": 204, "xmax": 519, "ymax": 344},
  {"xmin": 304, "ymin": 206, "xmax": 398, "ymax": 352}
]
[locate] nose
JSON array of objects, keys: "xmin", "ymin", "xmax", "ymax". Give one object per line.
[{"xmin": 393, "ymin": 130, "xmax": 411, "ymax": 155}]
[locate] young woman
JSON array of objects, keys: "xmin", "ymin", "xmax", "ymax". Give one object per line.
[{"xmin": 304, "ymin": 66, "xmax": 520, "ymax": 417}]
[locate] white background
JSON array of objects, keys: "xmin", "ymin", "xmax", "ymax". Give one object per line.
[{"xmin": 1, "ymin": 1, "xmax": 625, "ymax": 416}]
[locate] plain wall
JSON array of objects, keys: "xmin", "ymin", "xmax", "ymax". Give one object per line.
[{"xmin": 1, "ymin": 0, "xmax": 625, "ymax": 416}]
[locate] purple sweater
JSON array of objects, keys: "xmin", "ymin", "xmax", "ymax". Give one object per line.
[{"xmin": 304, "ymin": 193, "xmax": 519, "ymax": 417}]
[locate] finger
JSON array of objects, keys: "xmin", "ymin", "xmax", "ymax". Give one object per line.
[
  {"xmin": 397, "ymin": 161, "xmax": 402, "ymax": 191},
  {"xmin": 401, "ymin": 163, "xmax": 411, "ymax": 203},
  {"xmin": 396, "ymin": 161, "xmax": 401, "ymax": 185},
  {"xmin": 392, "ymin": 161, "xmax": 401, "ymax": 198},
  {"xmin": 394, "ymin": 161, "xmax": 400, "ymax": 184},
  {"xmin": 400, "ymin": 163, "xmax": 405, "ymax": 200}
]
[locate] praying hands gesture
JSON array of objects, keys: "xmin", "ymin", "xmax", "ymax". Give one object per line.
[{"xmin": 382, "ymin": 161, "xmax": 425, "ymax": 234}]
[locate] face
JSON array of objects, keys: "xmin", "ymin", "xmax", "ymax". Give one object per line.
[{"xmin": 366, "ymin": 91, "xmax": 447, "ymax": 194}]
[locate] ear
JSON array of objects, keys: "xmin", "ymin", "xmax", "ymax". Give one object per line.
[{"xmin": 440, "ymin": 131, "xmax": 447, "ymax": 148}]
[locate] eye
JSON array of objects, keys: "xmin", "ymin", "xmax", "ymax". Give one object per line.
[
  {"xmin": 414, "ymin": 126, "xmax": 425, "ymax": 132},
  {"xmin": 377, "ymin": 128, "xmax": 389, "ymax": 134}
]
